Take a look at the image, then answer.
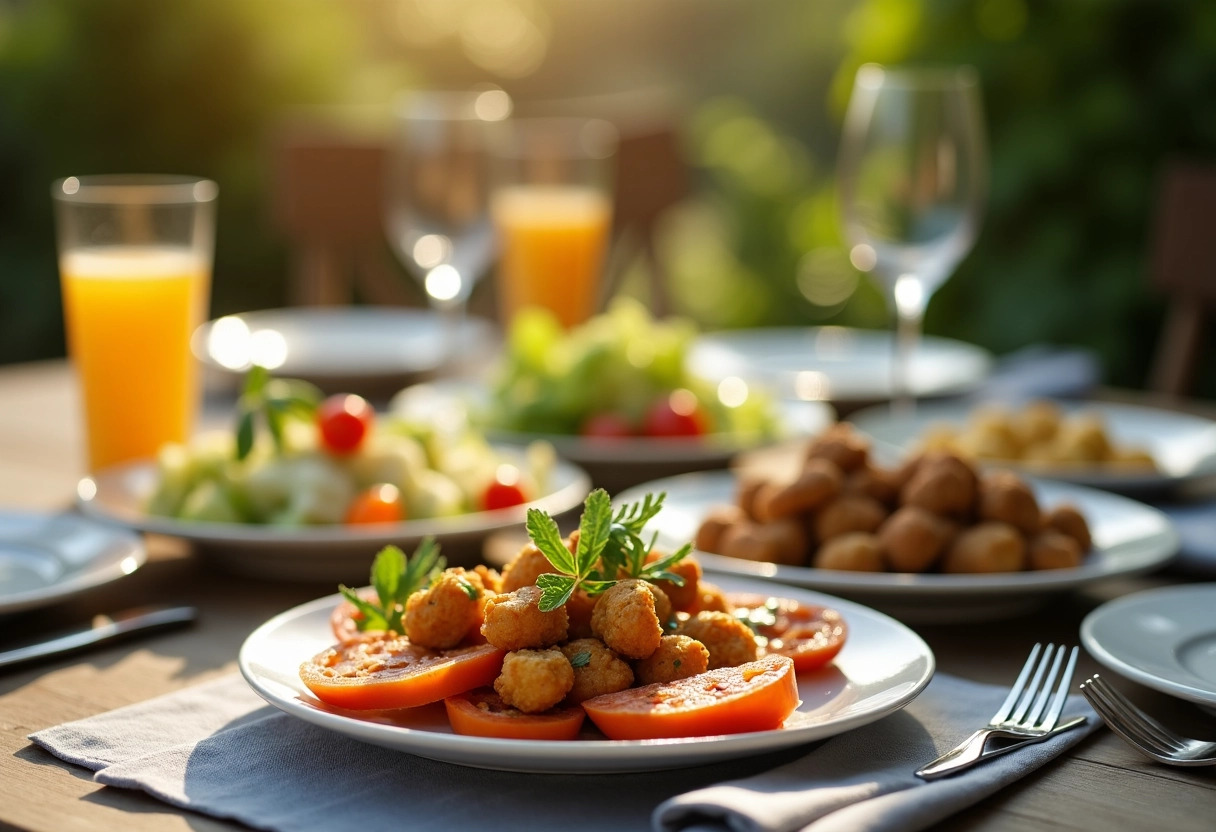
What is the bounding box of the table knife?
[0,605,197,671]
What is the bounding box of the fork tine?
[1009,643,1055,724]
[1088,675,1185,751]
[992,643,1043,723]
[1024,645,1067,727]
[1037,646,1079,731]
[1080,680,1170,761]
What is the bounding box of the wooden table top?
[1,359,1214,832]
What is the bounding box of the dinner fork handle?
[915,715,1088,780]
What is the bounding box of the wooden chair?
[1147,161,1216,396]
[270,128,413,307]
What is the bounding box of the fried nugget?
[814,531,885,572]
[560,638,634,704]
[813,495,888,542]
[1043,503,1092,551]
[717,517,808,566]
[494,648,573,713]
[977,470,1041,534]
[694,504,745,553]
[590,579,665,660]
[752,459,843,521]
[677,611,760,670]
[1027,529,1084,570]
[941,521,1026,573]
[806,424,870,472]
[878,506,952,572]
[404,568,487,649]
[480,585,568,650]
[633,634,710,685]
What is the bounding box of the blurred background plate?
[75,449,589,585]
[192,307,498,395]
[616,470,1178,624]
[688,327,992,410]
[392,380,836,493]
[0,510,145,615]
[849,399,1216,496]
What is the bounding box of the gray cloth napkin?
[29,671,1098,832]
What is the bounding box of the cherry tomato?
[580,412,635,440]
[728,593,848,673]
[480,464,528,511]
[317,394,374,454]
[642,389,709,438]
[444,689,586,740]
[581,654,798,740]
[345,484,406,525]
[300,635,505,710]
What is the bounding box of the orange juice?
[60,246,210,470]
[492,185,611,328]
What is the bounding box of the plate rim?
[688,325,994,401]
[237,575,935,773]
[0,509,146,615]
[193,306,498,378]
[1080,583,1216,707]
[615,469,1179,598]
[848,398,1216,491]
[74,451,591,549]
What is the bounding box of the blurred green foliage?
[0,0,364,362]
[660,0,1216,393]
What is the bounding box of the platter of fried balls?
[694,423,1093,575]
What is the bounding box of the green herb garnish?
[597,492,691,588]
[569,650,592,669]
[234,365,322,461]
[528,488,617,612]
[338,539,445,633]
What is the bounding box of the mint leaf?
[569,650,592,669]
[576,489,613,568]
[536,573,576,612]
[527,507,576,574]
[372,545,405,611]
[341,540,445,634]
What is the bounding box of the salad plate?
[75,451,590,584]
[391,380,835,493]
[849,399,1216,495]
[193,307,497,390]
[238,574,934,773]
[1081,584,1216,710]
[688,326,992,405]
[0,509,145,615]
[616,471,1179,623]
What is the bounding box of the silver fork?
[916,643,1086,780]
[1079,674,1216,767]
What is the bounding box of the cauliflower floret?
[677,611,760,669]
[560,638,633,704]
[494,648,574,713]
[404,568,486,649]
[480,585,568,650]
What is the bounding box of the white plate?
[616,471,1179,623]
[75,451,590,584]
[391,381,835,493]
[849,399,1216,494]
[0,510,145,615]
[193,307,497,385]
[1082,584,1216,709]
[238,574,934,773]
[688,326,992,404]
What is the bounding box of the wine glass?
[383,88,512,360]
[837,64,987,416]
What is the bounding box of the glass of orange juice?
[490,117,618,329]
[52,175,217,472]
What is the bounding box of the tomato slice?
[345,483,406,525]
[317,394,374,454]
[581,654,799,740]
[642,390,710,438]
[728,593,847,673]
[300,635,505,710]
[445,689,586,740]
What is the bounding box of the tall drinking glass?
[384,89,511,351]
[837,64,987,415]
[490,117,617,329]
[53,175,217,472]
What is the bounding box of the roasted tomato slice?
[300,634,504,710]
[580,654,799,740]
[444,689,586,740]
[728,593,847,673]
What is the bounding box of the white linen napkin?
[29,671,1097,832]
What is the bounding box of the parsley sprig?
[526,489,691,612]
[528,489,617,611]
[338,539,445,633]
[598,492,691,587]
[235,365,322,461]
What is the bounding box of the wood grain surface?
[1,361,1214,832]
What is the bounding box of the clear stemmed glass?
[837,64,987,415]
[383,88,512,360]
